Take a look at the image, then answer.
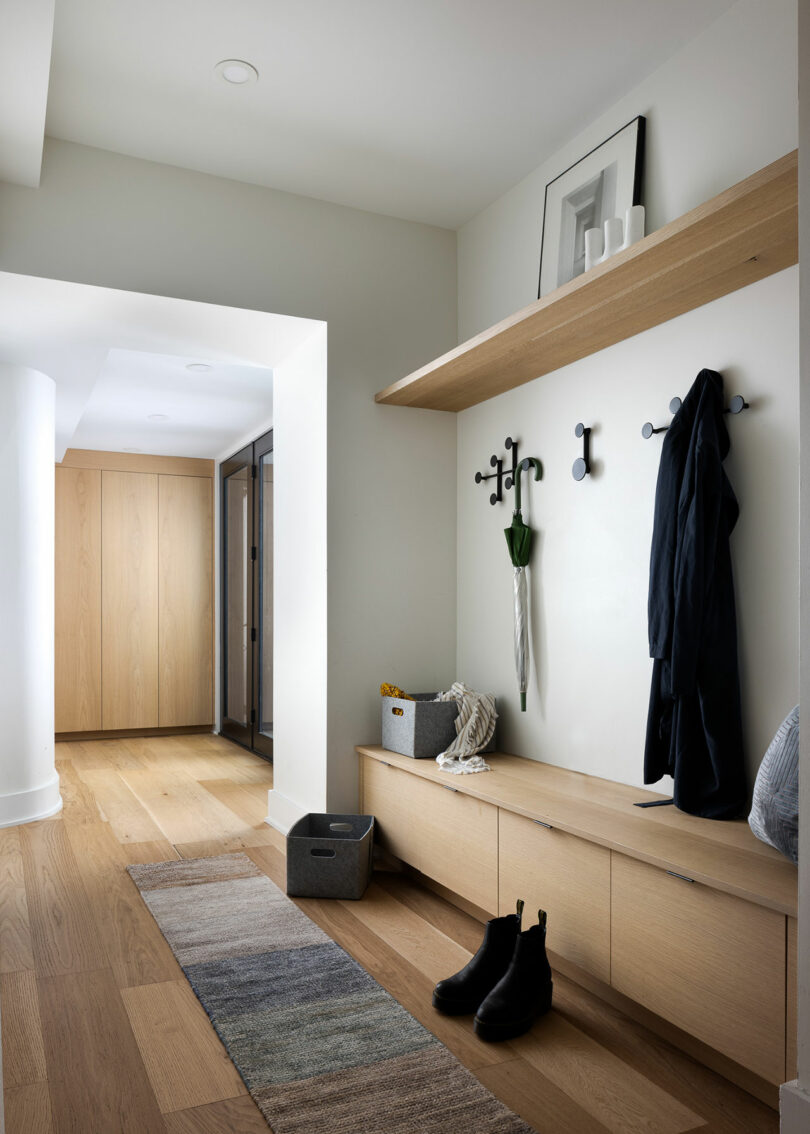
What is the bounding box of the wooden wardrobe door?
[101,471,159,730]
[55,467,102,732]
[158,475,213,726]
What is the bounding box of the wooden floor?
[0,735,777,1134]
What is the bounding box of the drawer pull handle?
[666,870,694,883]
[381,761,392,767]
[442,785,459,793]
[534,820,553,829]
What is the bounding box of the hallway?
[0,735,779,1132]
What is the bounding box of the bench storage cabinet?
[357,743,798,1105]
[498,809,610,983]
[611,853,786,1083]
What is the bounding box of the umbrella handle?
[513,457,542,513]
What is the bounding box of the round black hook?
[641,422,655,439]
[669,397,682,414]
[728,394,750,414]
[474,471,483,484]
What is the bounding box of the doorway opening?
[221,429,274,759]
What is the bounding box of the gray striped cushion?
[748,706,799,864]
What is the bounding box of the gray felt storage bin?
[382,692,496,759]
[286,813,374,900]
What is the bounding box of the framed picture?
[537,115,645,298]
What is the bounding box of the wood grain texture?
[118,764,274,849]
[55,466,102,732]
[357,747,798,916]
[101,471,159,730]
[499,809,611,982]
[163,1096,269,1134]
[76,769,167,844]
[3,1084,54,1133]
[376,150,798,410]
[361,757,498,912]
[0,827,35,973]
[158,475,213,727]
[0,970,48,1088]
[60,449,213,477]
[611,852,786,1083]
[121,980,246,1113]
[19,821,106,978]
[517,1014,701,1134]
[65,822,183,988]
[38,968,167,1134]
[787,915,797,1080]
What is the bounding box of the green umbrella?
[504,459,542,711]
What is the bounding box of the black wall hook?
[642,397,682,439]
[642,394,750,438]
[475,437,542,506]
[572,423,591,481]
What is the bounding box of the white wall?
[459,0,798,342]
[269,327,328,826]
[456,0,799,797]
[0,138,459,819]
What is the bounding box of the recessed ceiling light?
[147,413,169,422]
[214,59,259,85]
[185,362,212,373]
[123,447,142,453]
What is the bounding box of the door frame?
[219,431,274,758]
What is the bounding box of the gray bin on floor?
[286,813,374,900]
[382,692,496,758]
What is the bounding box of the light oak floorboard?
[118,764,273,847]
[163,1096,269,1134]
[0,970,48,1088]
[0,735,777,1133]
[0,827,35,973]
[19,821,107,977]
[38,968,167,1134]
[65,822,184,988]
[121,980,246,1113]
[76,769,167,843]
[3,1083,54,1134]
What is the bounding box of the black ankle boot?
[473,909,553,1041]
[432,900,523,1016]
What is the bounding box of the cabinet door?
[611,852,786,1083]
[361,758,425,869]
[499,809,610,981]
[101,471,159,730]
[55,467,102,732]
[416,777,498,914]
[158,475,213,726]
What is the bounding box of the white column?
[0,364,61,827]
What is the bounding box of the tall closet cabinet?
[55,450,214,735]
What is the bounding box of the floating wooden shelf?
[376,150,798,412]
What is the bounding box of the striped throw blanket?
[435,682,497,774]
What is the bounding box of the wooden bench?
[357,744,798,1106]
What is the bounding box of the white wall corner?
[265,788,308,835]
[780,1081,810,1131]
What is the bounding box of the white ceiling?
[43,0,737,228]
[0,271,321,459]
[69,349,276,459]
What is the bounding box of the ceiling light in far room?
[147,413,169,422]
[185,362,212,373]
[214,59,259,86]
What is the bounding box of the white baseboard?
[781,1081,810,1131]
[265,788,307,835]
[0,775,62,829]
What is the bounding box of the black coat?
[644,369,747,819]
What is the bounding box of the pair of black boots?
[432,900,553,1041]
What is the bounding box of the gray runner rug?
[127,852,533,1134]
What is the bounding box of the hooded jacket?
[644,368,747,819]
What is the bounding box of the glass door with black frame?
[221,445,254,749]
[219,431,273,759]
